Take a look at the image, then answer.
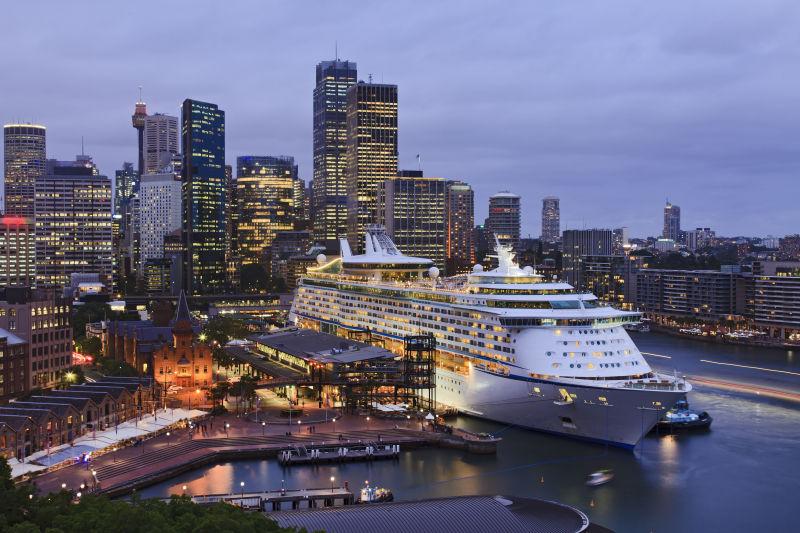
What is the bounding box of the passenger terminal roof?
[253,329,395,364]
[273,495,590,533]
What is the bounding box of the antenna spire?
[81,136,84,156]
[138,85,143,103]
[335,40,338,60]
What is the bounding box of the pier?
[163,486,356,511]
[278,442,401,465]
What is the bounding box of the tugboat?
[657,400,713,431]
[358,481,394,503]
[586,469,614,486]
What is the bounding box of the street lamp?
[330,476,335,493]
[76,492,82,499]
[166,431,171,446]
[182,484,188,495]
[240,481,245,500]
[261,421,266,436]
[61,483,67,490]
[225,423,230,437]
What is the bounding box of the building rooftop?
[272,495,591,533]
[253,329,395,364]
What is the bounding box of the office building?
[663,201,681,242]
[445,180,475,273]
[3,124,46,217]
[114,162,137,215]
[378,173,447,269]
[345,82,398,251]
[0,286,71,389]
[0,216,35,287]
[747,261,800,341]
[580,255,643,309]
[143,113,179,174]
[562,229,613,286]
[541,196,560,243]
[138,172,182,271]
[612,227,629,254]
[313,59,357,252]
[35,157,113,289]
[235,155,299,266]
[131,98,147,176]
[224,164,239,289]
[487,191,521,253]
[181,99,226,295]
[269,230,311,284]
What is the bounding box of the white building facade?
[138,173,182,271]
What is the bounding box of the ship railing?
[620,379,685,391]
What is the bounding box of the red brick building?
[153,292,212,390]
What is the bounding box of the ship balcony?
[619,373,690,392]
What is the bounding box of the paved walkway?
[31,411,429,496]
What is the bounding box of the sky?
[2,0,799,238]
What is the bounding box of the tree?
[74,336,102,357]
[202,316,250,346]
[0,458,293,532]
[96,357,138,377]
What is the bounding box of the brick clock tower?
[154,291,212,390]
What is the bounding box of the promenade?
[31,405,431,497]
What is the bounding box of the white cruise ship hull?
[436,366,685,448]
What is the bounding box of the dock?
[163,486,356,511]
[278,443,401,465]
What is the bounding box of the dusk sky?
[2,1,798,238]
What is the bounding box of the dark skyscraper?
[541,196,560,243]
[114,162,136,214]
[181,99,226,295]
[3,124,46,217]
[346,81,398,251]
[663,201,681,242]
[313,59,357,253]
[562,228,613,287]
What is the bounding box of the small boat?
[586,469,614,486]
[657,400,712,431]
[359,484,394,503]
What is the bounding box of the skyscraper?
[378,173,447,269]
[0,216,35,287]
[663,201,681,242]
[138,172,182,271]
[561,228,613,287]
[313,59,357,252]
[114,162,136,214]
[35,157,113,288]
[445,180,475,273]
[3,124,46,217]
[143,113,179,174]
[131,98,147,176]
[235,155,299,266]
[181,99,226,295]
[541,196,560,243]
[488,191,521,253]
[345,81,398,251]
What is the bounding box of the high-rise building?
[488,191,521,253]
[663,201,681,242]
[345,82,398,251]
[562,228,613,287]
[0,216,35,287]
[313,59,357,253]
[235,156,299,266]
[541,196,560,243]
[778,234,800,261]
[131,98,147,176]
[445,180,474,273]
[224,164,239,289]
[143,113,179,174]
[114,162,137,215]
[0,286,72,389]
[181,99,226,295]
[3,124,46,217]
[138,172,182,272]
[612,227,629,254]
[685,227,715,252]
[378,173,447,269]
[35,157,113,289]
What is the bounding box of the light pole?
[225,423,230,438]
[182,484,188,496]
[240,481,245,501]
[330,476,335,493]
[261,421,266,436]
[166,431,171,447]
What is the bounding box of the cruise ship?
[290,226,690,448]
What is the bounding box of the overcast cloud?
[2,0,798,237]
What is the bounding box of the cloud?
[1,0,798,237]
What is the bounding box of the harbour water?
[138,333,798,532]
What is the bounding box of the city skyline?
[2,1,800,237]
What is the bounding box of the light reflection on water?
[138,336,797,532]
